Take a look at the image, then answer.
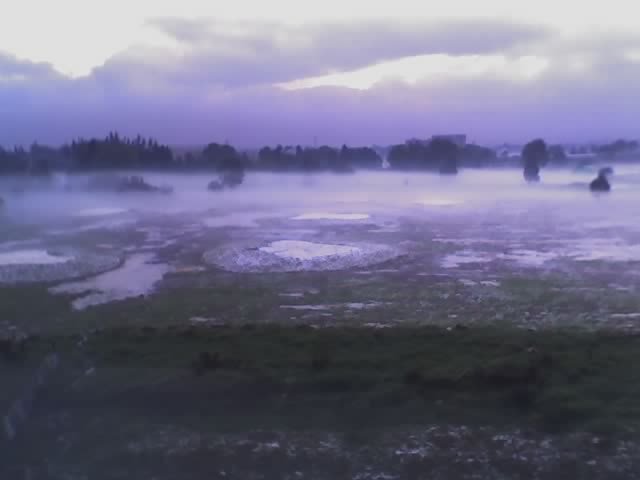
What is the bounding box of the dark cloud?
[93,17,551,88]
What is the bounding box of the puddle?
[363,322,393,329]
[50,253,169,310]
[48,218,136,235]
[443,238,640,271]
[189,316,225,325]
[281,302,384,311]
[344,302,384,310]
[497,250,560,267]
[0,239,41,250]
[441,252,492,268]
[172,266,206,274]
[266,228,318,237]
[292,213,370,221]
[0,249,121,284]
[0,249,72,266]
[203,239,400,273]
[281,305,331,311]
[260,241,361,260]
[459,279,501,287]
[416,197,463,207]
[74,208,128,217]
[571,239,640,262]
[140,239,177,250]
[203,213,264,228]
[434,238,508,246]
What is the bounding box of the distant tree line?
[66,132,174,170]
[0,144,68,175]
[387,139,499,173]
[1,131,639,177]
[521,138,640,182]
[0,133,385,175]
[0,133,173,174]
[256,145,381,172]
[595,139,639,158]
[563,140,639,159]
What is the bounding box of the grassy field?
[3,206,640,477]
[3,322,640,478]
[4,264,640,335]
[5,323,640,431]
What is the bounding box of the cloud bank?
[1,18,639,146]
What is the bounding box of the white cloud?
[282,54,551,90]
[81,17,545,90]
[0,0,637,76]
[1,0,640,146]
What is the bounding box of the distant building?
[496,147,521,159]
[431,134,467,148]
[566,151,597,160]
[405,138,430,146]
[406,134,467,148]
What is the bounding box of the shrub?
[192,351,220,376]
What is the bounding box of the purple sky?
[1,4,640,147]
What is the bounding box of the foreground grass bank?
[4,324,640,435]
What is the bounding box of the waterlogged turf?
[4,171,640,478]
[3,325,640,479]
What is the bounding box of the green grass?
[6,324,640,435]
[6,269,638,336]
[3,265,640,439]
[4,223,640,476]
[0,284,74,327]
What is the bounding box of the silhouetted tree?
[431,138,459,175]
[522,139,548,182]
[388,139,459,173]
[0,146,28,174]
[4,132,639,177]
[596,139,639,158]
[590,173,611,192]
[67,132,173,170]
[339,145,382,169]
[459,144,497,168]
[387,141,428,170]
[548,145,567,165]
[202,143,246,189]
[202,143,242,169]
[256,144,374,172]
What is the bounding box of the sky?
[1,0,639,147]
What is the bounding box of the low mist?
[1,167,639,228]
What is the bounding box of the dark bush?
[522,139,548,182]
[404,368,424,385]
[590,174,611,192]
[192,351,220,376]
[0,336,27,362]
[509,385,538,410]
[310,345,331,371]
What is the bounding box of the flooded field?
[2,168,640,325]
[3,168,640,478]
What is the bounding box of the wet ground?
[2,169,640,478]
[2,169,640,326]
